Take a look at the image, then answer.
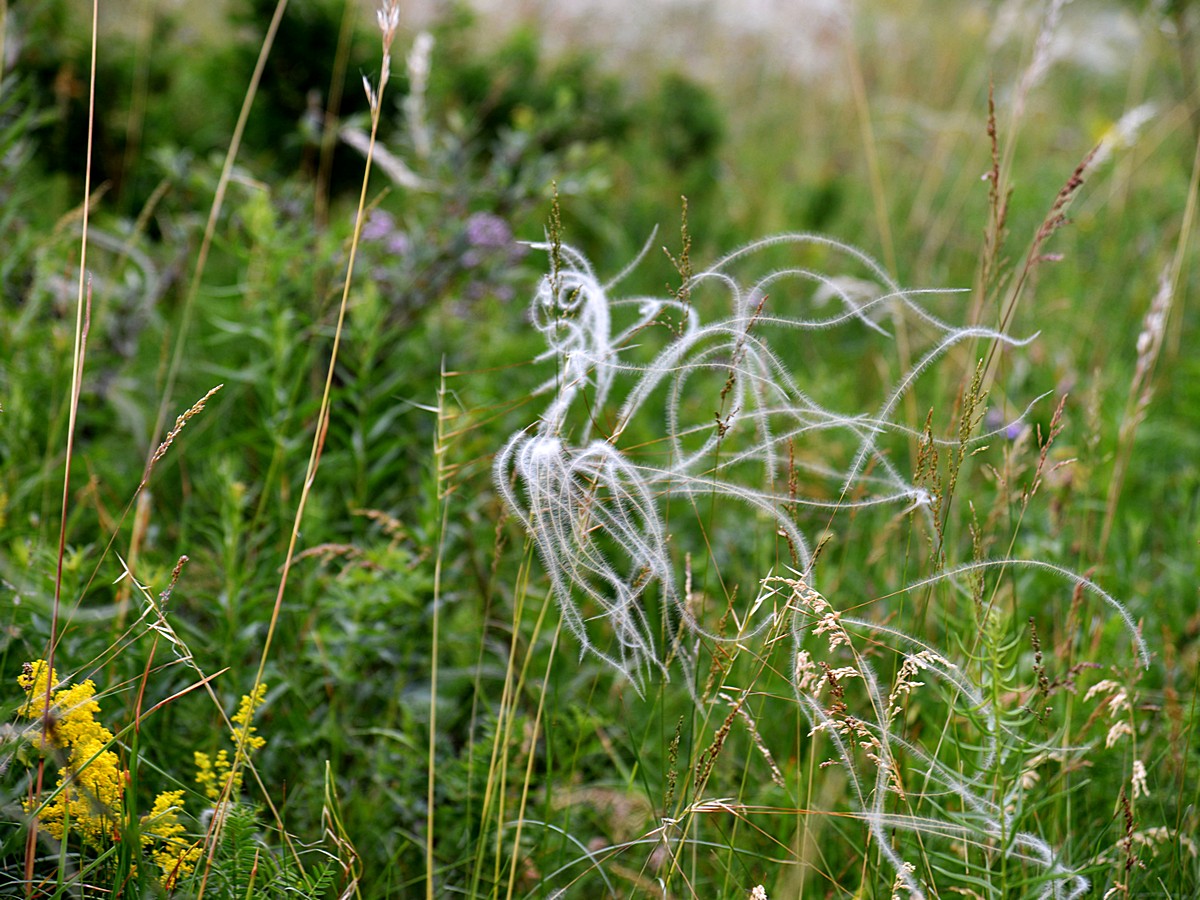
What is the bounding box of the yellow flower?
[194,685,268,804]
[15,661,204,891]
[143,790,202,889]
[18,660,125,848]
[194,750,217,802]
[195,748,233,801]
[17,659,58,719]
[231,683,268,754]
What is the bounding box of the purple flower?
[465,212,513,249]
[361,209,397,242]
[986,407,1026,441]
[359,209,410,258]
[386,232,411,256]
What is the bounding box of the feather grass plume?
[495,234,1073,686]
[496,232,1149,895]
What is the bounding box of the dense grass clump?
[1,0,1198,897]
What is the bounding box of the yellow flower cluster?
[18,660,124,847]
[193,746,229,803]
[194,683,268,803]
[141,790,203,889]
[17,660,201,889]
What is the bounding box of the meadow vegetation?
[1,0,1198,897]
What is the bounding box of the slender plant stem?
[842,24,896,277]
[504,622,562,900]
[426,362,451,900]
[246,41,382,757]
[144,0,291,468]
[1098,124,1200,558]
[121,0,156,187]
[199,3,392,895]
[315,0,358,228]
[468,542,535,898]
[26,0,98,890]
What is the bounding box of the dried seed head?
[376,0,400,44]
[1131,760,1148,800]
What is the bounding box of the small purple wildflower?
[465,212,513,249]
[359,209,410,257]
[386,232,411,256]
[986,408,1025,440]
[361,209,396,242]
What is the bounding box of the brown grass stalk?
[26,0,98,887]
[203,3,403,896]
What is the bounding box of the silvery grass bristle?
[497,232,1072,687]
[775,571,1144,900]
[495,233,1150,896]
